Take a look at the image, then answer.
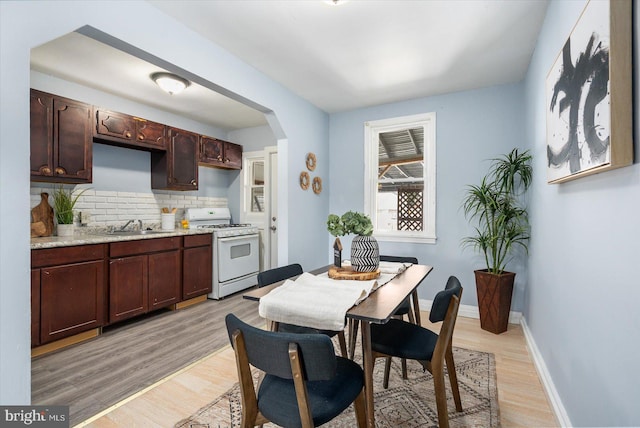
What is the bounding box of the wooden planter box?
[474,270,515,334]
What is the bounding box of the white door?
[265,147,278,269]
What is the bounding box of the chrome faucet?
[120,219,140,231]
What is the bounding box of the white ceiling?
[31,0,549,131]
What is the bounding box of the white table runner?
[258,262,411,331]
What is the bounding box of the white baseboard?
[418,298,522,324]
[419,299,570,426]
[520,317,572,427]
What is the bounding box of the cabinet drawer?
[32,244,106,268]
[110,237,181,257]
[184,233,212,248]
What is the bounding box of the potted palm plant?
[52,185,87,236]
[462,148,532,334]
[327,211,379,272]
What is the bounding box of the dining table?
[242,263,434,428]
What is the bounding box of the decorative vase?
[474,269,515,334]
[350,235,379,272]
[57,223,75,237]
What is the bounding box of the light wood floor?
[78,313,558,428]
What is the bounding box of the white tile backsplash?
[31,185,227,229]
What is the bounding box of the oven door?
[216,234,259,283]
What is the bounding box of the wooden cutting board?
[31,192,54,237]
[328,265,380,280]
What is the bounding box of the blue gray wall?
[328,83,527,309]
[523,1,640,426]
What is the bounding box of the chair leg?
[353,388,367,428]
[445,345,463,412]
[383,357,392,389]
[337,330,348,358]
[349,319,359,360]
[401,357,408,379]
[432,361,450,428]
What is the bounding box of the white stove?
[185,208,259,299]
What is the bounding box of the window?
[364,113,436,243]
[248,160,265,213]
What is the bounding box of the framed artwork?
[546,0,632,184]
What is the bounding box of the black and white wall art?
[546,0,632,184]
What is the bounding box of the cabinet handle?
[41,166,51,174]
[224,158,230,163]
[55,167,66,175]
[190,180,197,186]
[138,135,144,140]
[125,132,132,138]
[217,155,223,161]
[43,270,50,275]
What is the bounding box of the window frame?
[363,112,436,244]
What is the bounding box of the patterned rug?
[175,346,500,428]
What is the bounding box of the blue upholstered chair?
[225,313,366,428]
[257,264,349,358]
[370,276,464,428]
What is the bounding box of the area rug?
[175,346,499,428]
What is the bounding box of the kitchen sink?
[97,230,170,236]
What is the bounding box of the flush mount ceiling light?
[150,72,190,95]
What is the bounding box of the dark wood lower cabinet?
[32,244,106,346]
[183,234,213,300]
[32,235,212,349]
[148,250,181,310]
[109,255,148,323]
[108,237,182,324]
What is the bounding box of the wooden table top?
[243,264,433,324]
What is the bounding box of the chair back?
[225,313,336,381]
[257,263,303,287]
[379,255,418,264]
[429,276,462,323]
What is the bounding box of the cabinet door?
[30,90,53,178]
[40,260,105,344]
[200,136,225,165]
[135,118,166,149]
[148,250,181,310]
[109,255,148,323]
[183,244,212,300]
[31,269,41,347]
[95,109,136,142]
[152,127,198,190]
[224,142,243,169]
[53,96,92,183]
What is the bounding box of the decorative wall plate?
[312,176,322,194]
[306,152,317,171]
[299,171,310,190]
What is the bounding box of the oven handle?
[217,234,259,242]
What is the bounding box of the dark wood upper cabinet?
[30,89,92,183]
[94,108,166,150]
[199,136,242,170]
[151,127,199,191]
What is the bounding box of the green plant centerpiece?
[461,148,532,334]
[52,185,87,236]
[327,211,379,272]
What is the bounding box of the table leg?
[361,320,375,427]
[411,290,421,325]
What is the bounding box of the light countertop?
[31,228,212,250]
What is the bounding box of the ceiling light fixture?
[150,72,190,95]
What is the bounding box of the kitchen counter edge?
[31,229,212,250]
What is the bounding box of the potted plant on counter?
[461,148,532,334]
[52,185,87,237]
[327,211,379,272]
